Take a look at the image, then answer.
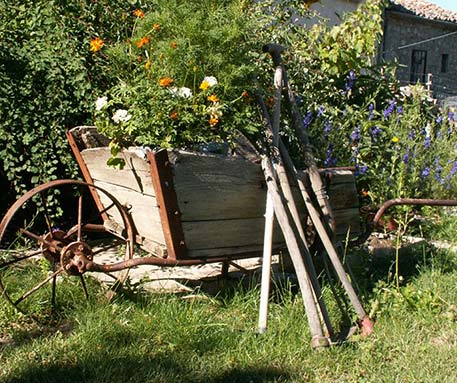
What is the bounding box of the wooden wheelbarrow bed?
[67,126,360,263]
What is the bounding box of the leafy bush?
[0,0,154,213]
[92,0,275,163]
[254,0,457,210]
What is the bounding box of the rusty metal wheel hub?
[60,241,93,275]
[40,230,66,263]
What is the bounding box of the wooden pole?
[279,140,374,336]
[262,156,329,348]
[258,192,274,334]
[257,63,283,334]
[257,94,334,337]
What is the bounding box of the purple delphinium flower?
[402,147,410,164]
[408,128,416,140]
[421,166,430,178]
[350,127,361,142]
[448,111,454,121]
[396,106,403,115]
[368,103,375,120]
[345,70,356,91]
[435,164,444,183]
[424,136,431,149]
[324,120,332,136]
[324,143,337,167]
[383,99,396,119]
[451,161,457,176]
[317,105,324,118]
[436,115,443,124]
[303,111,312,129]
[369,126,381,142]
[354,163,368,177]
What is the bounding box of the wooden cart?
[0,126,360,315]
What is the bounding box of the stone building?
[308,0,457,102]
[381,0,457,102]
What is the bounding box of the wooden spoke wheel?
[0,179,134,317]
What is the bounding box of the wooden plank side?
[327,183,359,210]
[182,217,284,253]
[332,208,361,237]
[171,151,267,221]
[92,180,166,245]
[81,147,155,195]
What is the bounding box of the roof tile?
[390,0,457,23]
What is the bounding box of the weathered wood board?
[170,151,267,221]
[70,126,362,259]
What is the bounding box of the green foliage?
[92,0,282,154]
[249,0,457,211]
[0,0,154,211]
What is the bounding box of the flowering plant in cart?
[90,3,261,168]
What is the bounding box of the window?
[441,54,449,73]
[410,49,427,83]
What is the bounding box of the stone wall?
[382,11,457,101]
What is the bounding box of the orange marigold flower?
[136,36,150,48]
[90,37,104,52]
[209,116,219,126]
[153,23,161,31]
[170,111,178,120]
[170,41,177,49]
[361,189,369,197]
[133,9,145,18]
[207,94,219,103]
[159,77,173,87]
[145,60,151,69]
[242,90,249,98]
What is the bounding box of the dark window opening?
[410,49,427,83]
[441,54,449,73]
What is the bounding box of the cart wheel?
[0,179,134,318]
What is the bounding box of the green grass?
[2,240,457,382]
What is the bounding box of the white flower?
[95,96,108,111]
[202,76,218,87]
[112,109,132,124]
[170,87,193,98]
[178,87,192,98]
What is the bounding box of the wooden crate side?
[332,208,361,237]
[325,169,361,239]
[171,151,267,221]
[81,148,155,195]
[182,217,284,254]
[91,180,165,246]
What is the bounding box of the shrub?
[0,0,154,213]
[92,0,272,165]
[254,0,457,210]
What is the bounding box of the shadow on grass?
[4,353,289,383]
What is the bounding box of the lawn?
[1,228,457,383]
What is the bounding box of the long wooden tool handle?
[257,59,283,334]
[262,156,329,348]
[279,139,374,336]
[257,93,334,337]
[258,192,274,334]
[264,43,335,233]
